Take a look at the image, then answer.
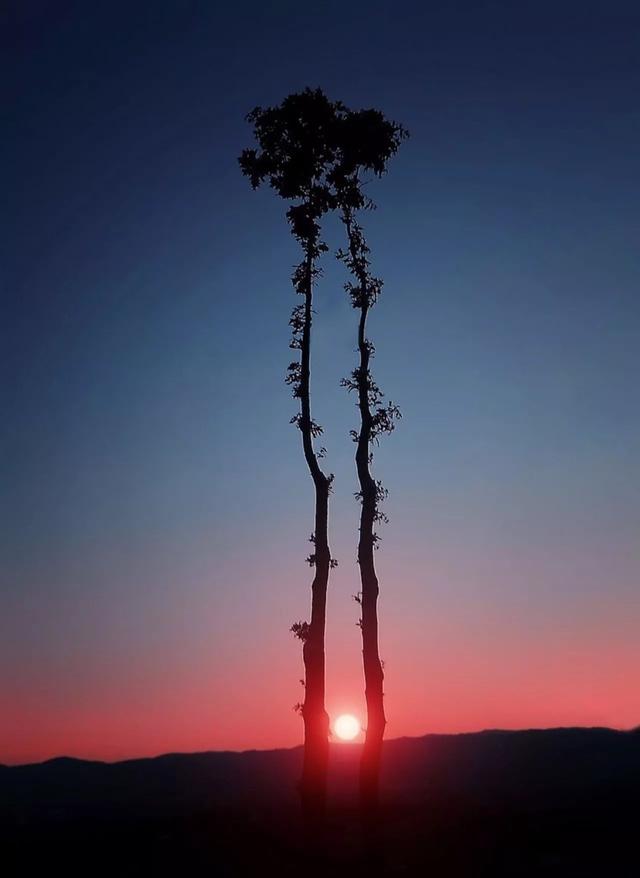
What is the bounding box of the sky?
[2,0,639,764]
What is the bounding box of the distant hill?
[2,727,638,821]
[2,728,638,875]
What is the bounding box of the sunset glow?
[334,714,361,741]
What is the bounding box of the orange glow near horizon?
[3,546,639,765]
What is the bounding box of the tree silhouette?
[239,89,342,830]
[334,109,407,827]
[240,91,407,846]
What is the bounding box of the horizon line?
[4,723,637,769]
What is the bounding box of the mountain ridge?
[4,724,632,770]
[3,726,638,875]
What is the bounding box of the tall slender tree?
[239,89,342,828]
[334,110,407,824]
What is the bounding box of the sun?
[334,714,361,741]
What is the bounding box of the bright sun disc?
[334,714,361,741]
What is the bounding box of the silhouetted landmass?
[2,727,638,875]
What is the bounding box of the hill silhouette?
[3,727,638,875]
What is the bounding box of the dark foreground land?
[2,727,638,876]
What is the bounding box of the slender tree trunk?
[355,301,386,821]
[340,208,391,842]
[298,246,331,832]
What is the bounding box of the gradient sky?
[2,1,639,764]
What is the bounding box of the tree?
[334,109,407,827]
[239,91,407,848]
[239,89,342,830]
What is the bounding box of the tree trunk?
[297,247,331,834]
[355,301,386,823]
[340,207,392,846]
